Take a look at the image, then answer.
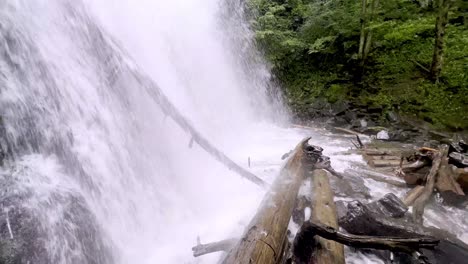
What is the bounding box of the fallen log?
[222,138,321,264]
[192,238,237,257]
[299,221,439,253]
[353,168,408,187]
[338,197,468,263]
[333,127,367,138]
[309,170,344,264]
[140,72,267,187]
[369,159,402,168]
[435,156,464,196]
[402,186,425,206]
[412,145,448,224]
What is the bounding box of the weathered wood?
[339,199,468,263]
[403,186,425,206]
[412,145,448,224]
[358,169,408,187]
[455,167,468,190]
[435,155,464,195]
[141,72,267,187]
[192,238,237,257]
[300,221,439,253]
[222,138,320,264]
[310,170,345,264]
[363,148,402,156]
[333,127,367,138]
[369,159,402,167]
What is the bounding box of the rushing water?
[0,1,466,264]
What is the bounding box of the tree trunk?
[403,185,425,206]
[358,0,368,63]
[222,138,321,264]
[299,221,439,253]
[310,170,345,264]
[412,145,448,224]
[430,0,452,82]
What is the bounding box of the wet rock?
[331,100,349,115]
[360,119,368,128]
[0,173,113,264]
[339,200,429,237]
[330,173,371,200]
[333,116,349,127]
[335,200,348,221]
[386,111,400,123]
[306,98,332,118]
[344,110,357,123]
[376,130,390,140]
[448,152,468,168]
[366,193,408,218]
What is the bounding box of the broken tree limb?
[412,145,448,224]
[403,186,425,207]
[222,138,321,264]
[139,73,267,187]
[333,127,367,138]
[310,170,344,264]
[355,169,408,187]
[299,221,439,253]
[192,238,238,257]
[435,155,464,195]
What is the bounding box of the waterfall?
[0,0,294,263]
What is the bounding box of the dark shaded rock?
[292,196,310,225]
[0,173,113,264]
[330,173,371,200]
[333,116,349,127]
[306,99,332,118]
[367,106,383,114]
[449,152,468,168]
[438,191,468,208]
[335,200,348,221]
[386,111,400,123]
[366,193,408,218]
[344,111,357,123]
[339,200,429,237]
[331,100,349,115]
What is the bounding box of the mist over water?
[0,0,297,263]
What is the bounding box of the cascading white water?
[0,0,298,263]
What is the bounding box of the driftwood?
[141,73,266,187]
[299,221,438,253]
[403,186,425,206]
[356,169,408,187]
[369,159,401,167]
[435,156,464,195]
[412,145,448,224]
[333,127,367,138]
[222,138,320,264]
[309,170,344,264]
[338,197,468,263]
[192,238,237,257]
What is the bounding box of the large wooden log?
[402,186,425,206]
[412,145,448,224]
[310,170,345,264]
[192,238,237,257]
[222,138,320,264]
[300,221,439,253]
[139,72,267,187]
[435,156,464,195]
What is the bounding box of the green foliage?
[249,0,468,130]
